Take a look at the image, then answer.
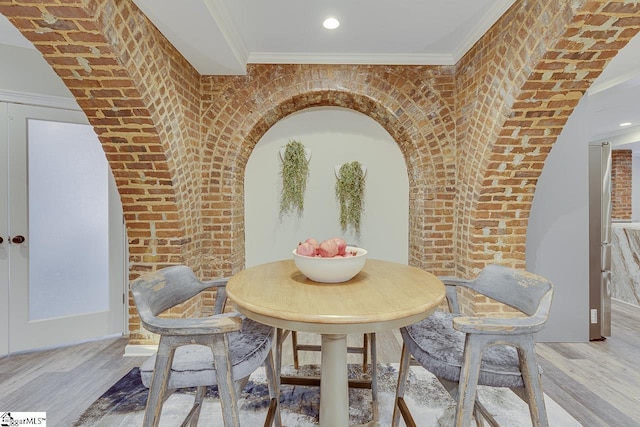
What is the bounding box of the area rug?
[73,364,582,426]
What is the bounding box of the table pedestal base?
[320,333,349,427]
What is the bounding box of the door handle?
[0,236,3,244]
[11,235,25,244]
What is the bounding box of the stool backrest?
[130,265,206,318]
[472,264,553,316]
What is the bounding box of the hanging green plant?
[279,139,309,218]
[335,161,366,235]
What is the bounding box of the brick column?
[612,150,632,220]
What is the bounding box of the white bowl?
[292,246,367,283]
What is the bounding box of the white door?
[1,102,125,354]
[0,103,9,356]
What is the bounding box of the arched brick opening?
[0,0,208,342]
[455,0,640,279]
[0,1,205,284]
[200,65,457,278]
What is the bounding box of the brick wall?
[200,65,457,278]
[1,0,639,342]
[612,150,633,220]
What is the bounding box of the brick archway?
[200,66,457,277]
[0,1,206,283]
[455,0,640,277]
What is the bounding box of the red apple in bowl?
[332,237,347,256]
[305,238,320,250]
[318,239,339,257]
[296,241,317,257]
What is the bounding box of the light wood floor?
[0,299,638,426]
[535,299,640,427]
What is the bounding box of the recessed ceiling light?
[620,122,632,127]
[323,17,340,30]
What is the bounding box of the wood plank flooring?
[536,299,640,427]
[0,337,147,426]
[0,299,638,426]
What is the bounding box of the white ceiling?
[131,0,516,74]
[2,1,640,149]
[587,33,640,151]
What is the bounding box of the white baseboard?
[124,344,157,357]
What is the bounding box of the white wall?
[0,44,72,99]
[526,95,590,342]
[245,107,409,267]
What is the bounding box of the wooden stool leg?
[188,386,207,427]
[455,336,483,427]
[362,333,369,373]
[291,331,300,370]
[263,347,282,427]
[518,340,549,427]
[211,336,241,427]
[143,341,175,427]
[368,333,378,422]
[392,342,413,427]
[275,328,287,378]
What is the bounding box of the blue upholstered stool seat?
[141,318,274,389]
[401,310,536,389]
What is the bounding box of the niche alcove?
[245,107,409,267]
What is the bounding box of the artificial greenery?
[279,139,309,218]
[335,161,366,234]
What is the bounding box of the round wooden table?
[226,258,445,427]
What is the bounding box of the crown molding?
[248,52,455,66]
[0,89,80,111]
[202,0,249,67]
[451,0,516,63]
[588,69,640,95]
